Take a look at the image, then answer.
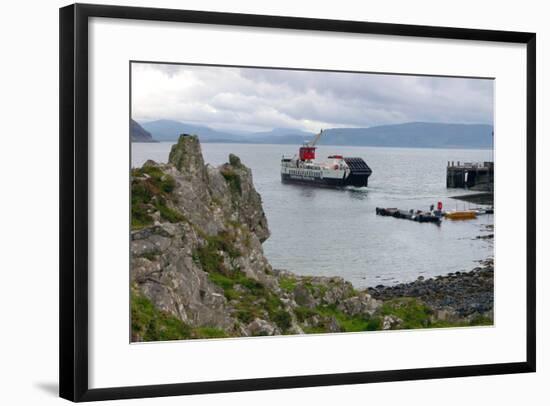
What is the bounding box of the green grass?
[137,165,177,193]
[272,309,292,331]
[316,305,371,332]
[196,236,291,332]
[299,277,329,298]
[207,272,236,291]
[294,298,467,334]
[192,327,229,339]
[131,290,192,342]
[131,181,154,229]
[365,317,382,331]
[194,231,242,274]
[132,289,234,341]
[376,297,493,330]
[131,166,183,230]
[226,282,287,331]
[154,198,185,223]
[302,326,328,334]
[294,304,371,333]
[379,298,434,329]
[468,314,493,326]
[424,313,493,329]
[278,276,297,293]
[294,306,318,323]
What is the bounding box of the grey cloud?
[131,63,493,132]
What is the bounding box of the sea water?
[132,142,493,288]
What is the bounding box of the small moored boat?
[376,207,442,224]
[444,211,477,220]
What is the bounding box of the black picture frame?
[59,3,536,402]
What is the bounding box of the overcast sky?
[131,63,494,133]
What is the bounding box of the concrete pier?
[446,161,494,191]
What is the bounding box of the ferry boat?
[280,130,372,188]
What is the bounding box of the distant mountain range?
[139,119,234,142]
[130,119,156,143]
[137,119,493,149]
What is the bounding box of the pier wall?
[446,161,494,191]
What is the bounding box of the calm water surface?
[132,142,493,288]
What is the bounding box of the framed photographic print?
[59,3,536,402]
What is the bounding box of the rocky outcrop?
[130,134,494,341]
[131,135,274,339]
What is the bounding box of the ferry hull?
[281,172,369,188]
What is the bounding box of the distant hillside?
[131,119,156,143]
[141,119,238,142]
[321,123,493,149]
[137,119,493,149]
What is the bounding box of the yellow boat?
[444,211,477,220]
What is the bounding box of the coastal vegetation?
[220,168,242,196]
[131,287,228,341]
[131,164,184,229]
[130,135,494,342]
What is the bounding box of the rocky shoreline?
[130,135,494,341]
[367,258,494,323]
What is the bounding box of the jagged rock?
[168,134,207,178]
[131,233,172,257]
[217,161,270,243]
[337,293,380,316]
[132,135,274,334]
[246,318,280,336]
[324,316,342,333]
[321,277,355,305]
[131,257,163,284]
[433,308,458,322]
[293,284,317,308]
[143,159,158,167]
[285,313,305,335]
[229,153,243,168]
[131,225,173,240]
[382,315,403,330]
